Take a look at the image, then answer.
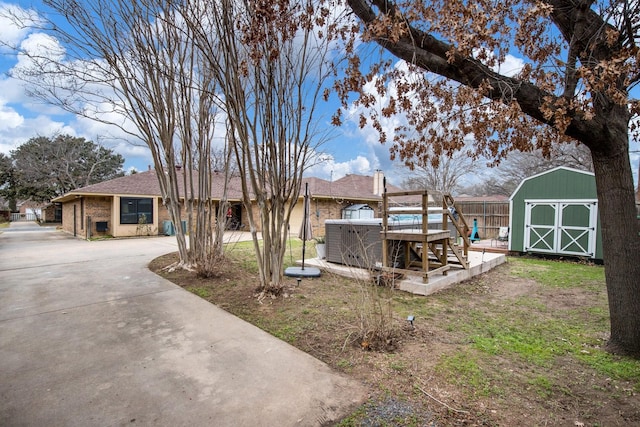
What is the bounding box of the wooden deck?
[381,190,471,283]
[383,229,450,242]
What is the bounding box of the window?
[120,198,153,224]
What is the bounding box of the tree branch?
[346,0,613,143]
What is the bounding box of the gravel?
[359,397,436,426]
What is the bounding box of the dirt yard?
[149,249,640,426]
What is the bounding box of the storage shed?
[509,166,603,260]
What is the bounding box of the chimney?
[373,170,384,196]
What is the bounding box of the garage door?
[524,200,598,258]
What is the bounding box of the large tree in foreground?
[12,135,124,201]
[343,0,640,356]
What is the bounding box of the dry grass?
[149,241,640,426]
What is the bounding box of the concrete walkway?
[0,222,365,426]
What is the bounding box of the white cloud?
[306,153,372,180]
[0,2,40,52]
[498,54,525,77]
[0,110,76,155]
[0,104,23,131]
[18,32,64,61]
[472,48,525,77]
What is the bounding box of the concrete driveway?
[0,222,365,426]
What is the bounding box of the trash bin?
[163,220,175,236]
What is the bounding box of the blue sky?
[0,0,413,184]
[1,0,638,189]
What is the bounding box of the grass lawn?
[150,241,640,426]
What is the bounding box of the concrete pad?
[0,222,366,426]
[301,249,506,296]
[396,250,506,295]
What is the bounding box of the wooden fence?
[455,201,510,240]
[456,202,639,240]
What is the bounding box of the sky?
[0,0,638,190]
[0,0,414,184]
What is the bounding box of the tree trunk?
[590,131,640,356]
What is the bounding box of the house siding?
[289,198,380,238]
[61,196,160,238]
[85,197,112,238]
[61,199,82,237]
[112,195,160,237]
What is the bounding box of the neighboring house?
[509,166,603,260]
[17,201,41,220]
[53,168,245,238]
[11,200,61,222]
[4,199,61,223]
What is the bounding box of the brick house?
[53,168,245,238]
[53,168,411,239]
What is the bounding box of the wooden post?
[421,191,428,282]
[381,179,388,270]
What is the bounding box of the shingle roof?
[53,169,246,202]
[53,169,424,205]
[302,174,420,205]
[302,174,380,200]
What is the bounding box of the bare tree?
[171,24,227,275]
[5,0,229,270]
[343,0,640,355]
[398,149,475,195]
[464,142,594,196]
[182,0,340,292]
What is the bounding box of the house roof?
[302,174,380,200]
[53,169,427,206]
[53,169,246,202]
[301,174,419,205]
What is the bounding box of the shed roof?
[509,166,596,201]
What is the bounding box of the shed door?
[524,200,598,258]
